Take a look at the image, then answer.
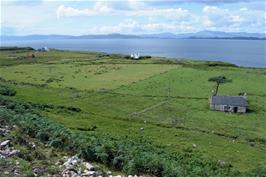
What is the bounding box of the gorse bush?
[0,97,265,177]
[0,86,16,96]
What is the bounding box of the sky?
[1,0,266,35]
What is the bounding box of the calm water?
[1,39,265,68]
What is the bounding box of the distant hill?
[1,33,140,40]
[140,31,265,39]
[1,31,265,40]
[176,30,266,39]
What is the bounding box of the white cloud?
[2,0,266,35]
[240,7,248,11]
[1,1,53,30]
[202,5,266,32]
[128,7,191,20]
[56,2,113,18]
[56,2,191,20]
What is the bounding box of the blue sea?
[1,38,265,68]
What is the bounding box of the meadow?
[0,48,265,176]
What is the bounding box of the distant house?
[130,53,140,60]
[209,95,248,113]
[37,46,49,52]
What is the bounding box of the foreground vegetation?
[0,47,265,176]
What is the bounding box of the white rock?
[30,142,36,148]
[218,160,226,166]
[192,143,197,148]
[0,140,10,148]
[0,128,10,135]
[84,171,95,175]
[84,162,94,171]
[8,149,20,157]
[0,154,5,159]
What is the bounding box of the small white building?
[130,53,140,60]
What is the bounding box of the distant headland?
[1,30,265,40]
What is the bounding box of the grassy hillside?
[0,48,265,176]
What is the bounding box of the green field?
[0,48,266,175]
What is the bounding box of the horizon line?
[2,30,266,37]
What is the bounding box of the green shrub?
[0,86,16,96]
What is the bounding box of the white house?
[130,53,140,59]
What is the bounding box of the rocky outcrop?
[59,155,146,177]
[0,123,146,177]
[0,129,20,159]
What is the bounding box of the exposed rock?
[0,127,10,136]
[0,140,11,149]
[33,167,46,176]
[0,154,5,159]
[63,155,80,169]
[61,155,101,177]
[84,170,95,175]
[84,162,94,171]
[29,142,36,149]
[8,149,20,157]
[15,160,20,165]
[192,143,197,148]
[0,147,20,158]
[218,160,226,166]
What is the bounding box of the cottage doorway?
[233,107,238,113]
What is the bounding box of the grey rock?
[8,150,20,157]
[83,171,95,175]
[192,143,197,148]
[0,140,11,149]
[218,160,226,166]
[84,162,94,171]
[0,128,10,136]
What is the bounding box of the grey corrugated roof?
[211,95,248,107]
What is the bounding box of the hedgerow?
[0,97,264,177]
